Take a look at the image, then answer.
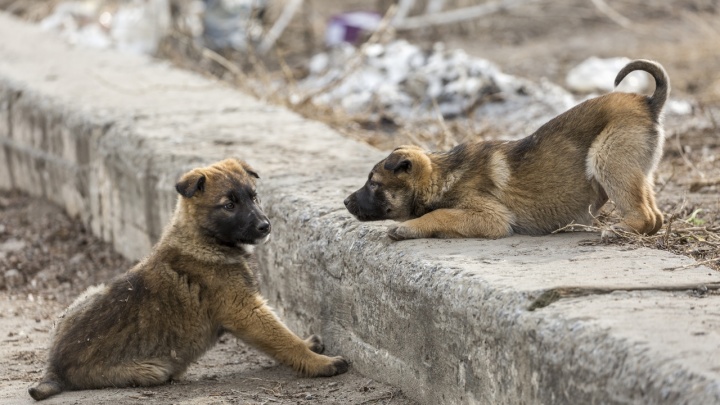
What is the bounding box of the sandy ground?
[0,192,415,405]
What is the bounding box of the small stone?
[327,382,338,387]
[5,269,24,288]
[305,394,315,400]
[0,239,26,253]
[69,253,86,265]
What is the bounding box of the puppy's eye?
[224,202,235,211]
[369,181,380,190]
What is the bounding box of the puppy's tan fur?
[344,60,668,240]
[29,158,348,401]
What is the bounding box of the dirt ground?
[0,191,415,404]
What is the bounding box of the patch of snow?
[566,56,650,94]
[299,40,576,138]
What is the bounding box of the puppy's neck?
[159,209,251,264]
[413,152,464,215]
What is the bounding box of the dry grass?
[554,204,720,272]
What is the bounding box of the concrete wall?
[2,13,720,404]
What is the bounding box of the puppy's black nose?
[257,220,271,234]
[343,197,350,207]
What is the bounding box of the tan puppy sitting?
[344,59,668,240]
[29,158,348,401]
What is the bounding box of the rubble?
[298,40,576,138]
[30,2,696,141]
[39,0,171,54]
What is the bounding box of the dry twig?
[258,0,303,54]
[689,177,720,192]
[590,0,632,29]
[663,257,720,271]
[169,31,259,98]
[358,390,397,404]
[394,0,540,31]
[293,4,399,106]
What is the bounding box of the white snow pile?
[39,0,172,55]
[37,0,266,54]
[566,56,693,116]
[297,40,577,138]
[566,56,650,94]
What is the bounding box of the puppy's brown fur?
[29,158,348,401]
[345,60,668,240]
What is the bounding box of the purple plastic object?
[325,11,381,46]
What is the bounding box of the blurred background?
[1,0,718,149]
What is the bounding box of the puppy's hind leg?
[644,177,664,234]
[64,360,175,391]
[114,361,175,387]
[603,176,662,237]
[596,171,662,237]
[588,126,663,237]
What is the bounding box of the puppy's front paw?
[315,356,350,377]
[387,224,418,241]
[330,356,350,376]
[304,335,325,354]
[301,354,350,377]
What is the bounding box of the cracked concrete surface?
[1,12,720,404]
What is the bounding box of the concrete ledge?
[2,13,720,404]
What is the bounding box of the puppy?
[345,59,668,240]
[29,158,348,401]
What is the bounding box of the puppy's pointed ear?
[238,160,260,179]
[383,155,412,173]
[175,170,206,198]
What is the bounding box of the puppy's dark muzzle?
[344,194,359,217]
[256,219,271,237]
[254,216,272,239]
[245,209,271,242]
[344,193,376,221]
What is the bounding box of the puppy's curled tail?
[614,59,670,120]
[28,372,64,401]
